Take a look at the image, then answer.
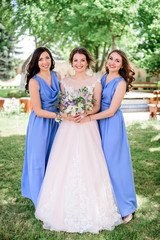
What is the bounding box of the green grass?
[0,88,30,98]
[0,88,18,98]
[0,115,160,240]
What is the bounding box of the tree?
[1,0,159,85]
[1,0,137,72]
[59,0,137,72]
[0,19,16,81]
[133,0,160,76]
[0,0,80,88]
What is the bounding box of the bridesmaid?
[21,47,60,208]
[78,49,137,223]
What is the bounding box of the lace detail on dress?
[61,78,100,94]
[35,134,123,233]
[64,145,93,233]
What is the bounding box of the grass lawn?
[0,114,160,240]
[0,88,30,98]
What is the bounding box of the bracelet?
[88,115,91,121]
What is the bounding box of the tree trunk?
[35,36,38,48]
[112,35,115,50]
[94,46,99,73]
[98,42,111,72]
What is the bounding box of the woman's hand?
[74,115,91,123]
[73,112,88,123]
[80,116,91,123]
[60,112,75,121]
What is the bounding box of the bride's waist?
[62,119,97,125]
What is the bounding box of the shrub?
[3,98,24,115]
[135,78,143,82]
[7,90,29,98]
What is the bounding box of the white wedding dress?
[35,78,123,233]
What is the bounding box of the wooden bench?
[19,98,32,113]
[148,90,160,119]
[132,82,158,92]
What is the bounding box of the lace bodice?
[61,78,100,95]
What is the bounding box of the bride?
[35,47,123,233]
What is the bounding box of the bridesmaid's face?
[107,52,123,73]
[38,51,51,71]
[72,53,88,73]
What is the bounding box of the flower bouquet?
[55,86,95,123]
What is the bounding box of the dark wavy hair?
[69,47,94,69]
[25,47,55,92]
[105,49,135,92]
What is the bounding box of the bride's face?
[72,53,88,73]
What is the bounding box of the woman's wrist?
[84,111,88,117]
[88,115,92,121]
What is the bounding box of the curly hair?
[105,49,135,92]
[25,47,55,92]
[69,47,94,69]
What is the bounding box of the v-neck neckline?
[36,71,53,89]
[104,74,122,87]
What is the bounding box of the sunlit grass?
[0,115,160,240]
[0,112,29,136]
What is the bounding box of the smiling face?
[107,52,123,74]
[38,51,51,71]
[72,53,88,73]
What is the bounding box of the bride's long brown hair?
[105,50,135,92]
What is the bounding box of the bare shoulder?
[29,78,39,90]
[118,79,127,88]
[91,75,101,87]
[55,71,61,81]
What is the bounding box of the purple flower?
[75,90,79,95]
[83,99,86,104]
[63,101,69,107]
[83,91,86,96]
[71,100,76,106]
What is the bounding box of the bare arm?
[56,72,61,81]
[80,80,126,123]
[87,82,102,115]
[91,80,126,120]
[29,78,57,118]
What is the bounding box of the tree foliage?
[0,0,159,78]
[0,19,16,81]
[62,0,137,71]
[133,0,160,75]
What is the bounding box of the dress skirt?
[35,119,123,233]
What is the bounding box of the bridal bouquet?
[55,86,95,123]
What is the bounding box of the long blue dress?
[98,74,137,217]
[21,71,60,208]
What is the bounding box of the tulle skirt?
[35,120,123,233]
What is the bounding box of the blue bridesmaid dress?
[98,74,137,217]
[21,71,60,208]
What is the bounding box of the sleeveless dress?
[21,71,60,208]
[35,79,123,234]
[98,74,137,217]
